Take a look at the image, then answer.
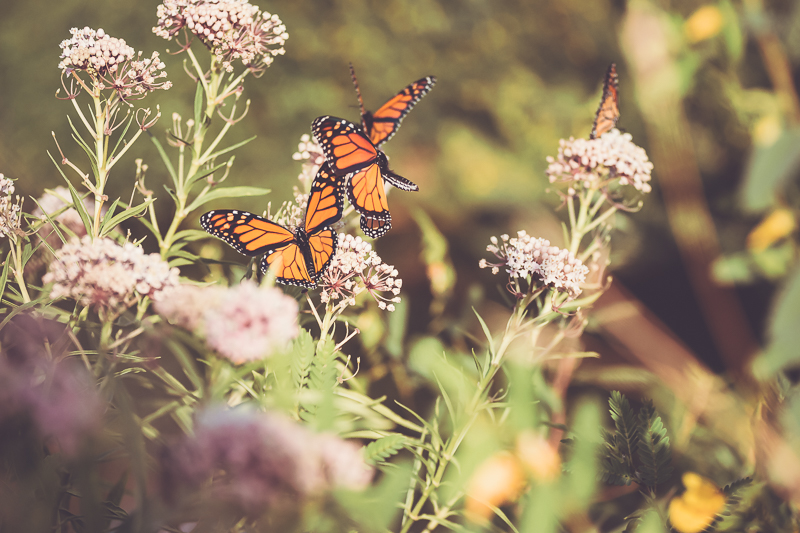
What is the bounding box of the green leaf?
[363,434,406,464]
[171,229,211,243]
[472,307,495,356]
[741,127,800,212]
[109,113,135,159]
[0,250,11,302]
[185,186,270,213]
[147,132,178,184]
[100,199,153,237]
[609,391,639,472]
[291,329,315,392]
[193,80,204,128]
[753,267,800,378]
[204,135,257,162]
[64,176,93,235]
[185,160,227,187]
[635,401,672,490]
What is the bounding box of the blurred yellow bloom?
[747,208,796,251]
[752,115,782,147]
[516,430,561,482]
[668,472,725,533]
[465,452,526,521]
[685,5,724,43]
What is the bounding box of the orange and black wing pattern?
[365,76,437,146]
[305,163,345,233]
[347,162,392,239]
[200,210,294,256]
[303,163,345,275]
[590,63,619,139]
[260,243,317,289]
[312,116,377,176]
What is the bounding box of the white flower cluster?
[153,283,224,333]
[59,27,134,74]
[480,231,589,298]
[546,129,653,193]
[292,134,326,189]
[272,187,308,229]
[58,27,171,98]
[154,0,288,72]
[201,281,299,364]
[319,234,402,311]
[0,174,21,240]
[43,236,180,311]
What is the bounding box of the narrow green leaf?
[185,160,227,187]
[0,250,11,301]
[100,199,153,237]
[64,177,93,235]
[147,132,178,183]
[185,186,270,213]
[193,81,204,128]
[98,197,121,236]
[171,229,210,243]
[109,113,135,158]
[204,135,257,161]
[472,307,495,356]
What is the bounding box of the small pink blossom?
[154,0,288,73]
[318,234,402,312]
[546,129,653,193]
[481,231,589,298]
[43,236,180,311]
[203,281,299,363]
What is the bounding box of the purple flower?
[0,316,103,456]
[160,407,373,514]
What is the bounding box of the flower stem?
[9,239,31,303]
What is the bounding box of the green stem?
[10,239,31,303]
[400,299,531,533]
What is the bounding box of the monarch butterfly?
[349,64,437,147]
[590,63,620,139]
[200,164,344,288]
[312,115,418,239]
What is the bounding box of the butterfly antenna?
[349,62,367,128]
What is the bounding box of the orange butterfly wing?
[306,228,338,278]
[590,63,620,139]
[200,210,294,256]
[305,163,345,233]
[366,76,437,146]
[312,116,377,175]
[261,243,316,288]
[347,162,392,238]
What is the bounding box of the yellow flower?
[668,472,726,533]
[685,5,724,43]
[747,208,796,251]
[465,452,526,522]
[516,430,561,482]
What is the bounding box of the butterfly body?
[201,164,344,288]
[590,63,620,139]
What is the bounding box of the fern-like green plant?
[364,434,407,465]
[600,392,672,494]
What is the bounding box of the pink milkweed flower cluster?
[0,174,22,240]
[58,27,171,99]
[546,129,653,193]
[43,236,180,311]
[480,231,589,299]
[153,0,288,73]
[318,233,402,312]
[157,281,299,364]
[160,407,373,514]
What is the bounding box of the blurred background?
[1,0,799,383]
